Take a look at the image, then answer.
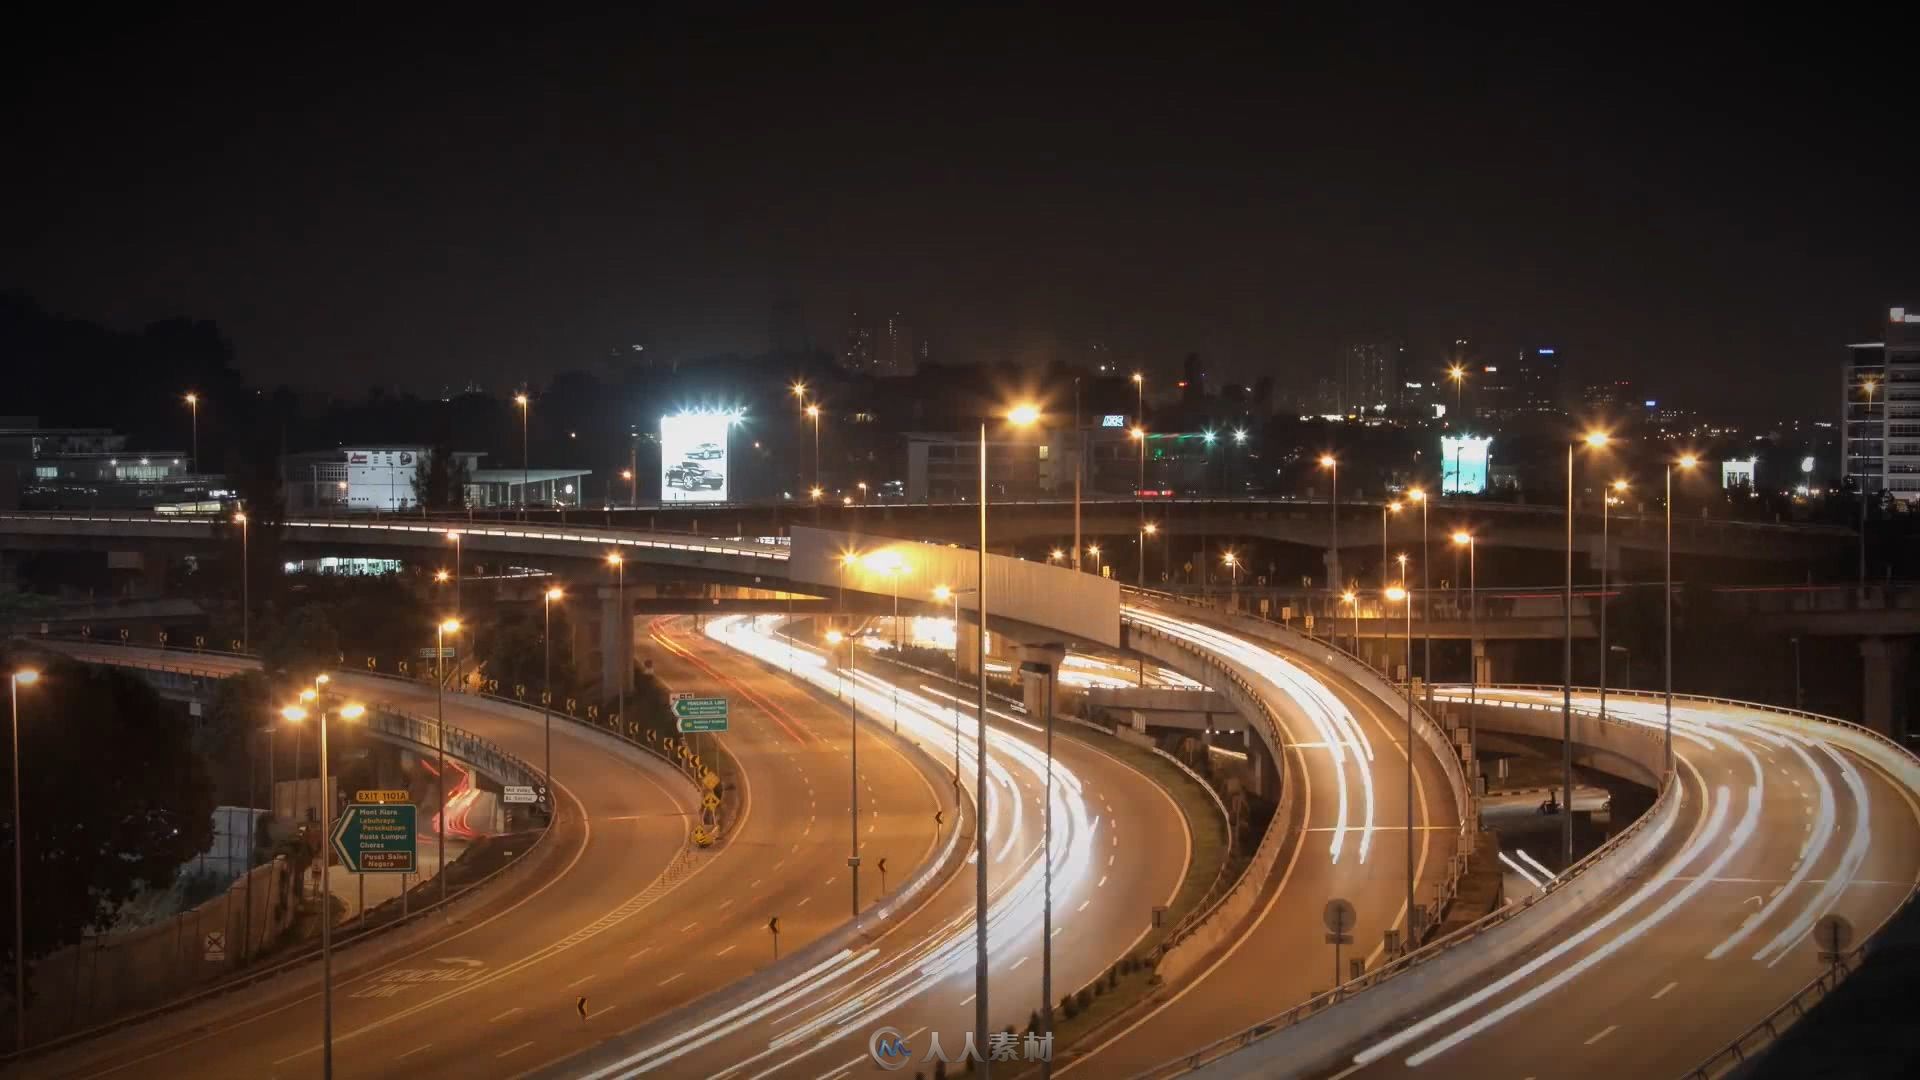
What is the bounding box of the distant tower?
[841,312,875,374]
[879,312,917,377]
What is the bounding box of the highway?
[22,629,942,1079]
[543,613,1192,1078]
[1065,601,1464,1077]
[1319,688,1920,1080]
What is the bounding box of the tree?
[0,649,216,1002]
[198,670,270,804]
[411,444,471,511]
[259,603,341,682]
[471,602,578,700]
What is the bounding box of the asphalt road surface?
[542,614,1192,1079]
[22,630,940,1080]
[1320,688,1920,1080]
[1066,602,1464,1077]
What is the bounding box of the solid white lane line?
[1584,1025,1618,1046]
[1651,981,1678,1000]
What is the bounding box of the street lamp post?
[1319,454,1340,605]
[608,554,625,727]
[1564,431,1609,865]
[1452,531,1477,812]
[1087,544,1101,578]
[1341,590,1358,655]
[10,668,40,1053]
[827,613,862,917]
[514,393,530,518]
[1385,582,1415,949]
[1859,378,1876,587]
[445,531,463,679]
[933,585,972,797]
[1600,479,1628,722]
[1409,489,1429,696]
[1381,501,1401,591]
[622,469,636,508]
[543,588,562,786]
[1130,425,1147,574]
[184,392,199,474]
[1019,657,1058,1070]
[235,511,249,651]
[1223,551,1240,610]
[436,620,457,904]
[1666,455,1698,776]
[806,404,822,495]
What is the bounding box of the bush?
[1076,988,1093,1011]
[1061,993,1079,1019]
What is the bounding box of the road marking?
[497,1041,534,1059]
[1098,875,1108,887]
[716,944,738,957]
[749,879,761,889]
[1078,900,1091,912]
[658,971,684,986]
[680,921,699,933]
[490,1007,524,1022]
[718,897,735,910]
[798,896,812,907]
[1585,1025,1618,1045]
[1652,981,1678,1000]
[566,974,594,988]
[824,876,836,886]
[628,947,653,961]
[399,1043,433,1060]
[1011,956,1029,970]
[961,993,975,1006]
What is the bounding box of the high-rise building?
[1843,306,1920,504]
[1516,347,1567,413]
[841,313,875,374]
[1341,340,1402,412]
[878,312,917,377]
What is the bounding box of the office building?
[1341,340,1402,412]
[878,312,918,377]
[841,313,876,374]
[1517,347,1568,413]
[1843,306,1920,504]
[905,429,1070,502]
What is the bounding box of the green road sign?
[672,693,729,733]
[330,804,418,874]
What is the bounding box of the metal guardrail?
[1682,954,1862,1079]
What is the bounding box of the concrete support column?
[1243,726,1279,800]
[596,585,633,707]
[956,619,982,681]
[1859,637,1912,739]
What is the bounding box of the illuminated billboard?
[1721,457,1756,490]
[1441,436,1492,495]
[660,411,735,503]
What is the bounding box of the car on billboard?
[687,442,723,460]
[666,463,724,491]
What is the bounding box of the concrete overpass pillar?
[1243,727,1279,801]
[598,585,634,709]
[1859,637,1912,739]
[956,619,981,681]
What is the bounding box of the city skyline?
[4,11,1914,411]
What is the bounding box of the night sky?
[6,9,1914,412]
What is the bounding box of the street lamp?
[809,485,823,502]
[621,468,636,507]
[933,584,974,800]
[865,551,906,732]
[1047,548,1065,564]
[1384,581,1415,948]
[834,550,865,916]
[1129,426,1147,558]
[857,481,868,504]
[607,553,627,729]
[968,399,1043,1064]
[805,404,822,494]
[1666,455,1699,776]
[10,668,39,1054]
[1599,479,1629,723]
[184,392,199,474]
[1141,521,1159,591]
[1318,454,1340,597]
[1446,365,1466,423]
[1451,530,1477,809]
[1562,430,1610,866]
[514,393,531,517]
[1341,589,1359,653]
[1087,544,1102,578]
[1381,500,1402,590]
[1859,378,1877,586]
[286,693,364,1080]
[1408,488,1429,698]
[234,511,249,651]
[436,619,459,904]
[543,587,563,785]
[1222,550,1240,610]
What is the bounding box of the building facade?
[1843,306,1920,504]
